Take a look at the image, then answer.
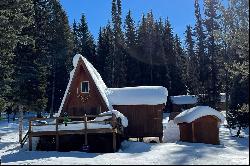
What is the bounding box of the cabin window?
[81,81,89,93]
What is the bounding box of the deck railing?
[27,113,123,151]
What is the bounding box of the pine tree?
[111,0,127,87]
[185,25,199,95]
[11,0,48,116]
[194,0,209,103]
[218,0,249,124]
[102,23,114,87]
[163,19,185,95]
[124,10,140,86]
[72,20,81,57]
[0,0,34,113]
[152,19,167,87]
[137,14,149,85]
[204,0,222,107]
[227,74,249,137]
[46,0,74,117]
[78,14,96,64]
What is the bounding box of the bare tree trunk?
[50,70,55,118]
[19,105,23,143]
[50,57,56,118]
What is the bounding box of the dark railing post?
[84,114,88,145]
[29,119,32,151]
[56,118,59,151]
[111,113,117,152]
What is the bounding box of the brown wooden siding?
[62,59,108,116]
[113,105,164,138]
[178,115,220,145]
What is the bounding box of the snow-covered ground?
[0,112,249,165]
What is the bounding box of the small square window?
[81,81,89,93]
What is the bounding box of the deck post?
[159,136,163,143]
[84,114,88,145]
[29,133,32,151]
[112,113,117,152]
[192,122,196,142]
[56,118,59,151]
[113,132,116,152]
[28,119,32,151]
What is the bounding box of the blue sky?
[60,0,202,43]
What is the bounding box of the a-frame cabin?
[57,54,168,141]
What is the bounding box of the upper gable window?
[81,81,89,93]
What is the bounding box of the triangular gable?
[55,54,113,117]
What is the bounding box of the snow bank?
[163,120,180,143]
[93,110,128,127]
[107,86,168,105]
[174,106,225,124]
[170,95,198,105]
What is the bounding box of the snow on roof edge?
[170,95,198,105]
[173,106,225,124]
[55,54,113,117]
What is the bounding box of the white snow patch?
[107,86,168,105]
[0,115,249,165]
[92,110,128,127]
[31,123,112,132]
[174,106,225,124]
[163,120,180,143]
[170,95,198,105]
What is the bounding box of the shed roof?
[170,95,198,105]
[107,86,168,105]
[173,106,225,124]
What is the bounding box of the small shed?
[174,106,225,145]
[108,86,168,139]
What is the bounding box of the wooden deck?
[27,114,124,152]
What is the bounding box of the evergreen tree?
[124,10,140,86]
[11,0,48,116]
[152,19,167,87]
[185,25,199,95]
[46,0,74,116]
[219,0,249,125]
[0,0,34,112]
[111,0,127,87]
[72,20,81,58]
[78,14,96,64]
[102,23,114,87]
[227,74,249,137]
[163,19,185,95]
[194,0,209,103]
[137,14,149,85]
[204,0,222,107]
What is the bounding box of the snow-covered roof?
[173,106,225,124]
[107,86,168,105]
[55,54,113,117]
[170,95,198,105]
